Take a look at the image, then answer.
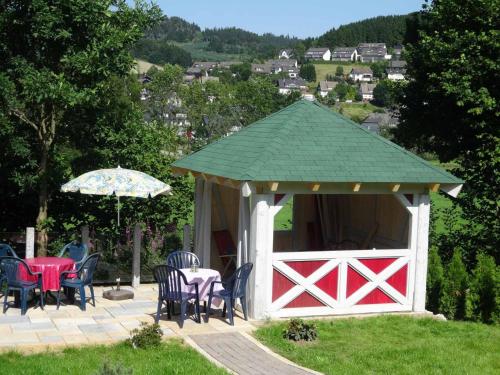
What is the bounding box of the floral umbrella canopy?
[61,166,172,226]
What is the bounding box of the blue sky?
[155,0,424,38]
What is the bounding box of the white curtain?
[237,187,251,267]
[316,195,342,248]
[194,177,212,267]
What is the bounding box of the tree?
[441,250,468,320]
[335,66,344,77]
[395,0,499,261]
[0,0,161,254]
[370,61,388,79]
[300,64,317,82]
[334,83,357,101]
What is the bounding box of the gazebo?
[172,99,463,319]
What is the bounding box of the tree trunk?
[36,145,49,256]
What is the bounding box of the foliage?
[282,318,317,342]
[128,322,163,349]
[370,61,388,79]
[372,79,406,107]
[0,341,229,375]
[427,246,445,313]
[132,39,192,67]
[0,0,161,254]
[299,64,317,82]
[440,250,469,320]
[335,66,344,77]
[317,15,411,48]
[94,362,132,375]
[256,316,500,375]
[145,16,201,42]
[467,253,499,324]
[395,0,499,260]
[334,83,357,101]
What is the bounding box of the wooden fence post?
[26,227,35,259]
[81,225,90,248]
[132,223,142,288]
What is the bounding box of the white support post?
[81,225,90,248]
[413,194,430,311]
[25,227,35,259]
[248,194,274,319]
[132,223,142,289]
[183,224,191,251]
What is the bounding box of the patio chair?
[212,230,237,278]
[56,253,100,311]
[206,262,253,326]
[58,241,88,267]
[153,265,201,327]
[166,251,200,269]
[0,256,44,315]
[0,243,19,258]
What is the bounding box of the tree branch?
[10,108,39,132]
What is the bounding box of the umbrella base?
[103,288,134,300]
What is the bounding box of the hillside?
[316,14,412,48]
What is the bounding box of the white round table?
[180,268,224,306]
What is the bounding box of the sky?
[155,0,425,39]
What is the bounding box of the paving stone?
[0,315,30,324]
[11,322,56,332]
[39,335,65,344]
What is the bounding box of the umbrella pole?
[117,195,120,227]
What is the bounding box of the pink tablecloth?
[20,257,75,292]
[180,268,224,306]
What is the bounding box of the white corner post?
[248,194,275,319]
[25,227,35,259]
[132,223,142,288]
[81,225,90,248]
[413,194,430,311]
[194,177,212,268]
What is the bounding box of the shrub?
[440,250,468,320]
[95,362,133,375]
[427,246,444,313]
[467,253,499,324]
[283,318,317,342]
[128,322,163,349]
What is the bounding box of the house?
[318,80,338,97]
[251,63,272,74]
[192,61,218,71]
[218,61,239,69]
[358,82,377,101]
[305,47,331,61]
[349,67,373,82]
[277,78,308,94]
[392,44,404,60]
[278,49,293,59]
[386,60,407,81]
[186,67,205,78]
[172,99,463,320]
[331,47,358,62]
[361,112,399,134]
[137,74,152,85]
[357,43,390,62]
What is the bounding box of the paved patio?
[0,284,255,352]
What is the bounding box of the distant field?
[133,59,162,74]
[313,62,369,83]
[334,102,380,123]
[173,41,246,62]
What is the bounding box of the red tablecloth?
[20,257,75,292]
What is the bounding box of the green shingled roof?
[173,99,463,184]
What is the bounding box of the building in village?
[349,67,373,82]
[331,47,358,62]
[357,43,391,62]
[305,47,331,61]
[277,78,308,94]
[386,60,407,81]
[318,81,338,97]
[358,82,377,101]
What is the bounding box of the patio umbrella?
[61,166,172,226]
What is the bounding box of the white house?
[172,99,463,320]
[305,47,331,61]
[278,49,293,59]
[331,47,358,62]
[349,67,373,82]
[357,43,390,62]
[359,82,377,101]
[386,60,407,81]
[278,78,308,95]
[318,81,338,97]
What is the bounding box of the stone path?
[189,332,318,375]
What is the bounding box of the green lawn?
[0,341,228,375]
[313,62,369,83]
[334,102,381,123]
[255,316,500,375]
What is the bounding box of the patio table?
[180,268,224,306]
[19,257,75,292]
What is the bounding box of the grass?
[173,41,246,62]
[0,340,228,375]
[133,59,161,74]
[334,102,381,122]
[313,62,369,83]
[274,198,293,230]
[255,316,500,375]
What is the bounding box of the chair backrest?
[77,253,100,285]
[212,230,236,257]
[0,256,30,284]
[228,263,253,299]
[0,244,18,258]
[153,264,187,302]
[166,251,200,269]
[59,241,88,263]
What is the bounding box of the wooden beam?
[309,183,321,192]
[390,183,401,192]
[256,184,264,194]
[352,183,362,192]
[191,171,200,178]
[429,183,440,193]
[171,167,188,177]
[268,182,279,192]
